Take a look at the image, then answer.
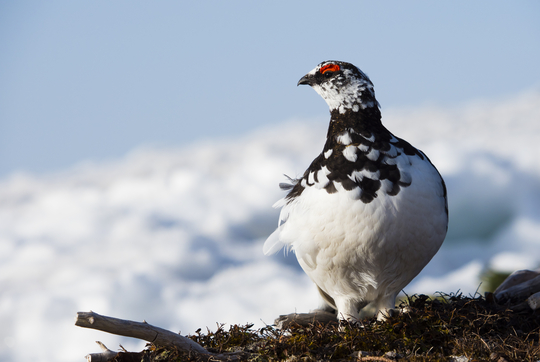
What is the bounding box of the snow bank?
[0,89,539,361]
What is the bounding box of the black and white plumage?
[264,61,448,322]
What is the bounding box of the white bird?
[264,61,448,322]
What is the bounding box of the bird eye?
[320,64,341,75]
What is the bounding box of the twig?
[85,341,118,362]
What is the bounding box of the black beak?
[297,73,314,86]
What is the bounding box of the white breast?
[265,153,447,304]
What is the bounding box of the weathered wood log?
[75,311,208,354]
[494,269,540,295]
[527,291,540,311]
[494,274,540,304]
[507,301,531,312]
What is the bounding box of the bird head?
[298,61,379,114]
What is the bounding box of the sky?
[1,1,539,177]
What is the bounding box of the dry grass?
[113,293,540,362]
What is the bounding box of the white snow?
[1,89,540,361]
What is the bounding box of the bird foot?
[376,305,411,322]
[337,318,366,331]
[274,309,338,329]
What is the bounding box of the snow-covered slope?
[1,89,539,361]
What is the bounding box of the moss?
[481,269,512,293]
[113,293,540,362]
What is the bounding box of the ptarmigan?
[264,61,448,322]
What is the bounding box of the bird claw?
[274,310,338,329]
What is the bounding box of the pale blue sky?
[1,1,539,176]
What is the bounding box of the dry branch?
[75,311,254,361]
[84,341,118,362]
[75,311,208,354]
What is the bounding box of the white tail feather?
[263,228,285,255]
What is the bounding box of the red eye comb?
[320,64,340,74]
